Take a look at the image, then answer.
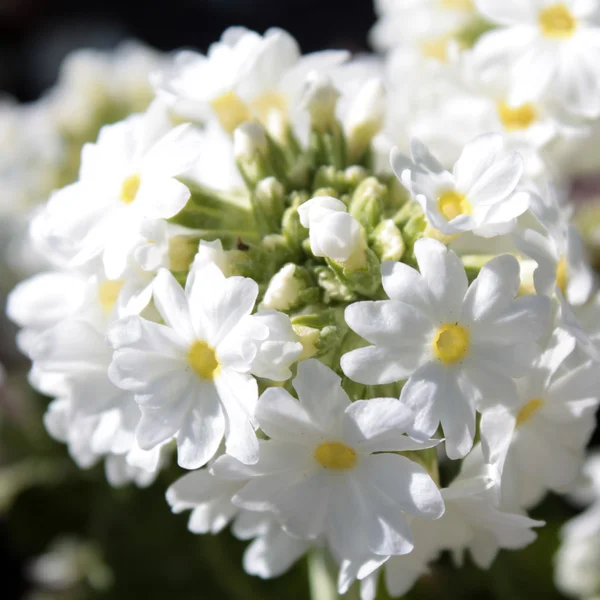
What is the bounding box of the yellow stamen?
[210,91,252,134]
[440,0,473,9]
[420,36,452,62]
[556,256,568,294]
[314,442,357,470]
[98,280,123,314]
[188,340,220,380]
[516,398,544,427]
[498,101,538,131]
[437,190,472,221]
[539,4,577,39]
[120,174,141,205]
[433,323,470,364]
[250,91,288,124]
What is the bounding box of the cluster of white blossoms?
[5,1,600,597]
[556,453,600,599]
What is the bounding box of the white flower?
[298,196,363,262]
[514,189,596,306]
[34,101,199,278]
[481,329,600,510]
[211,359,444,560]
[555,452,600,599]
[108,264,301,469]
[341,238,551,458]
[370,0,477,57]
[474,0,600,117]
[392,134,530,239]
[154,27,347,133]
[260,264,304,311]
[437,446,544,569]
[167,466,312,578]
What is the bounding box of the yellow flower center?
[210,91,252,134]
[556,256,568,293]
[539,4,577,39]
[120,174,141,204]
[98,280,124,314]
[440,0,473,9]
[516,398,544,427]
[314,442,357,470]
[498,101,538,131]
[420,35,452,62]
[433,323,470,364]
[188,340,220,380]
[250,91,288,124]
[437,191,472,221]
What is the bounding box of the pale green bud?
[349,177,386,231]
[328,245,382,298]
[260,264,312,312]
[301,73,340,133]
[314,266,356,303]
[370,219,405,262]
[346,78,386,162]
[234,122,275,188]
[291,308,348,359]
[252,177,286,235]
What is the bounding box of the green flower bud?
[349,177,386,232]
[370,219,405,262]
[252,177,286,235]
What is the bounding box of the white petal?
[153,269,194,342]
[341,345,423,385]
[292,359,351,431]
[460,255,520,323]
[414,239,467,319]
[176,382,226,469]
[255,387,322,444]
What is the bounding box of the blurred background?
[0,1,598,599]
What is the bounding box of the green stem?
[308,550,361,600]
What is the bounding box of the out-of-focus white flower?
[154,27,347,134]
[474,0,600,117]
[481,329,599,510]
[515,187,596,306]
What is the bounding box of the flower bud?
[252,176,286,235]
[298,196,363,263]
[300,72,340,133]
[371,219,405,262]
[346,78,386,161]
[234,121,268,161]
[348,176,386,232]
[261,264,309,312]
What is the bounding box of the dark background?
[0,0,376,102]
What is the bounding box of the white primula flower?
[555,453,600,599]
[34,101,199,278]
[298,196,363,262]
[167,465,312,578]
[474,0,600,117]
[514,189,596,306]
[211,359,444,560]
[481,330,600,510]
[154,27,347,134]
[342,238,551,458]
[108,264,302,469]
[437,446,544,568]
[391,134,530,238]
[370,0,478,58]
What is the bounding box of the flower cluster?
[6,3,600,598]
